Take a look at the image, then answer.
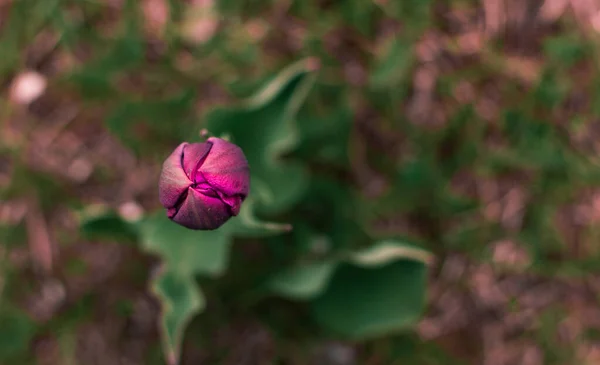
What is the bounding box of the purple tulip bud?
[158,137,250,230]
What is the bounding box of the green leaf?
[348,240,433,268]
[151,268,205,365]
[140,213,232,277]
[268,261,338,300]
[223,196,292,237]
[311,257,429,340]
[139,201,290,365]
[204,58,319,214]
[139,213,228,365]
[137,60,318,363]
[268,241,432,339]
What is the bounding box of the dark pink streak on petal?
[181,142,212,182]
[200,137,250,197]
[158,143,192,208]
[217,193,243,216]
[194,183,218,197]
[170,187,232,230]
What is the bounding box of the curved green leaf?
[139,213,232,277]
[268,261,338,300]
[223,196,292,237]
[268,241,432,339]
[138,205,291,365]
[138,213,231,365]
[347,241,433,268]
[311,258,428,340]
[151,267,205,365]
[204,58,319,214]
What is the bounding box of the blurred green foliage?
[2,0,600,364]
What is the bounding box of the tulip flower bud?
[158,137,250,230]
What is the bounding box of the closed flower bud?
[158,137,250,230]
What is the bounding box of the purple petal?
[159,143,192,208]
[169,187,232,230]
[199,137,250,197]
[218,193,243,216]
[181,142,212,181]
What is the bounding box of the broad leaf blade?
[267,260,338,300]
[311,242,432,339]
[151,268,205,365]
[138,206,291,365]
[204,58,318,214]
[311,259,428,340]
[139,213,232,277]
[138,213,231,365]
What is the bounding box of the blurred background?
[2,0,600,364]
